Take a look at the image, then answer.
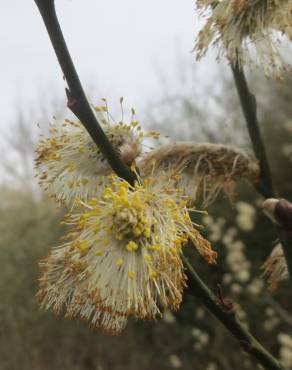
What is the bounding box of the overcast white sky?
[0,0,217,133]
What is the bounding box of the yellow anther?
[170,247,177,254]
[103,187,113,199]
[68,163,76,172]
[126,241,138,252]
[149,244,161,251]
[128,271,135,279]
[143,228,151,238]
[89,197,98,205]
[75,240,88,251]
[133,227,142,237]
[121,198,131,207]
[115,233,124,241]
[67,180,75,189]
[116,258,124,266]
[144,254,152,263]
[92,207,101,215]
[81,178,89,185]
[150,270,157,279]
[95,250,104,257]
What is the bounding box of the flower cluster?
[35,100,159,207]
[261,243,289,290]
[194,0,292,80]
[139,142,259,208]
[38,174,216,334]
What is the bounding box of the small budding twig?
[34,0,137,185]
[231,63,292,287]
[183,255,282,370]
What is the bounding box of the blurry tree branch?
[231,65,274,198]
[265,295,292,328]
[183,255,282,370]
[34,0,137,185]
[231,64,292,285]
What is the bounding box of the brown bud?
[274,199,292,232]
[262,198,292,231]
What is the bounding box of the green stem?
[183,255,282,370]
[34,0,137,185]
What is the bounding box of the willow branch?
[231,64,292,283]
[183,255,282,370]
[231,64,274,198]
[34,0,137,185]
[265,294,292,328]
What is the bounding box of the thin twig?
[34,0,137,185]
[183,255,282,370]
[265,294,292,328]
[231,64,292,284]
[231,64,274,198]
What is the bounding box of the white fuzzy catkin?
[194,0,292,80]
[262,243,289,290]
[138,142,259,208]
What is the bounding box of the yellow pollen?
[81,178,89,185]
[144,254,152,263]
[75,240,89,251]
[115,233,124,241]
[133,227,142,237]
[103,187,113,199]
[128,271,135,279]
[126,241,138,252]
[149,244,161,251]
[67,180,75,189]
[170,247,177,254]
[116,258,124,266]
[143,228,151,238]
[102,239,110,246]
[68,163,76,172]
[92,223,101,233]
[95,250,104,257]
[89,197,98,205]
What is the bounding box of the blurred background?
[1,1,292,370]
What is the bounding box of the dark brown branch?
[231,64,292,284]
[34,0,137,185]
[183,255,282,370]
